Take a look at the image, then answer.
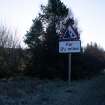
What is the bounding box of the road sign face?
[59,25,81,53]
[59,41,81,53]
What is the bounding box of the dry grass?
[0,74,105,105]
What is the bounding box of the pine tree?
[25,18,43,49]
[38,0,70,79]
[24,0,80,79]
[24,18,45,76]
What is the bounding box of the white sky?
[0,0,105,48]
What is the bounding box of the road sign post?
[59,18,81,84]
[59,41,81,84]
[68,53,71,84]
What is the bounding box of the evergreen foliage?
[24,0,105,80]
[25,18,43,49]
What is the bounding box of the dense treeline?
[24,0,105,80]
[0,25,26,78]
[24,43,105,80]
[72,43,105,80]
[0,0,105,80]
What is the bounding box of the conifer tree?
[25,18,43,49]
[25,0,80,79]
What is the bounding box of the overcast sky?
[0,0,105,48]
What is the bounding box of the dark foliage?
[24,0,105,80]
[72,43,105,80]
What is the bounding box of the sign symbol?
[60,25,79,41]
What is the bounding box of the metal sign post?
[59,15,81,84]
[68,53,71,84]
